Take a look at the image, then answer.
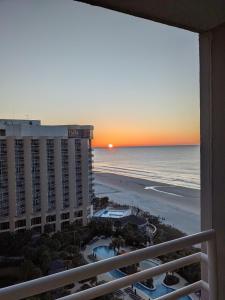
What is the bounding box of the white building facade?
[0,119,94,233]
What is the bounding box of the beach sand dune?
[94,172,200,235]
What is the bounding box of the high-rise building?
[0,119,94,233]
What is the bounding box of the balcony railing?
[0,229,216,300]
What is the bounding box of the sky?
[0,0,200,147]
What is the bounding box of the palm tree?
[145,277,154,289]
[111,236,125,253]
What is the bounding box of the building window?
[15,139,26,216]
[15,219,26,228]
[47,139,56,210]
[74,210,83,218]
[61,139,69,209]
[61,212,70,220]
[46,215,56,223]
[0,129,5,136]
[0,140,9,217]
[0,222,9,230]
[61,221,70,231]
[31,139,41,212]
[74,219,83,226]
[31,217,41,226]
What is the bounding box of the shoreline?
[94,169,200,191]
[94,172,200,235]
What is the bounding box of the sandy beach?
[94,172,200,235]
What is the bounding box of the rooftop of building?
[0,119,93,138]
[93,207,147,227]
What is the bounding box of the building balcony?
[0,229,216,300]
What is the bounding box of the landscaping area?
[0,197,200,300]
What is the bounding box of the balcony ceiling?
[75,0,225,32]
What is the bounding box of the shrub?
[163,273,179,285]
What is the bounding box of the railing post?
[207,237,218,300]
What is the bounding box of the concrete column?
[68,139,76,223]
[81,139,89,225]
[39,138,48,232]
[6,137,16,231]
[54,139,63,231]
[200,22,225,300]
[24,137,32,230]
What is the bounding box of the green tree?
[111,236,125,253]
[23,246,37,261]
[145,277,154,289]
[36,246,51,274]
[121,223,146,247]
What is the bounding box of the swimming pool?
[94,208,130,218]
[93,246,191,300]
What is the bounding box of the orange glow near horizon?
[39,118,200,148]
[92,127,200,148]
[89,101,200,148]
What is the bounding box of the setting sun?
[108,144,114,148]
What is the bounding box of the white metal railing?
[0,229,216,300]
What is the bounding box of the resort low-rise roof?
[119,215,147,227]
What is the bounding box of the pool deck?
[83,237,149,300]
[82,238,199,300]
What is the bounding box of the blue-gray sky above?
[0,0,199,146]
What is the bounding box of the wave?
[94,164,200,189]
[94,146,200,190]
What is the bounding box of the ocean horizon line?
[94,144,200,149]
[94,145,200,190]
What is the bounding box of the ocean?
[94,145,200,189]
